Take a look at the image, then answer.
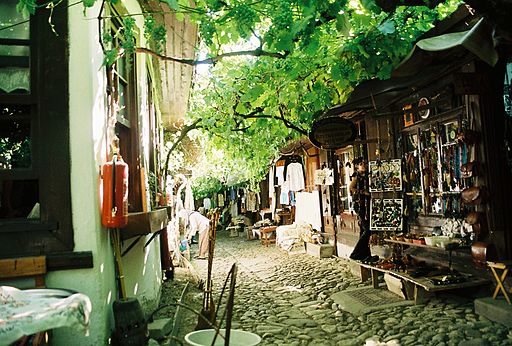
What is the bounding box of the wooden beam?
[46,251,93,270]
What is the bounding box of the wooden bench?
[352,260,490,304]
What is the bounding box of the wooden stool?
[260,226,277,247]
[488,261,512,304]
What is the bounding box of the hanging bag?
[457,129,480,145]
[461,161,479,179]
[461,186,486,205]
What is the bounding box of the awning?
[324,64,456,117]
[323,18,497,117]
[393,18,498,77]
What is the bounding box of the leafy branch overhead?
[13,0,466,195]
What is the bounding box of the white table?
[0,286,92,345]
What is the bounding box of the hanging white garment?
[203,197,211,210]
[176,183,185,211]
[275,166,285,186]
[286,162,305,192]
[268,166,274,190]
[295,191,321,231]
[185,182,194,210]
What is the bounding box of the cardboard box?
[306,242,334,258]
[384,273,406,299]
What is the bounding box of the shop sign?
[309,117,356,150]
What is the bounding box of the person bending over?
[179,208,210,260]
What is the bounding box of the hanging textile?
[185,182,195,211]
[280,181,290,205]
[268,166,275,198]
[176,183,185,211]
[218,193,225,207]
[247,191,258,211]
[295,191,321,231]
[289,191,296,206]
[230,200,238,218]
[286,162,305,192]
[275,166,285,186]
[203,197,211,210]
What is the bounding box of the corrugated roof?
[143,1,198,130]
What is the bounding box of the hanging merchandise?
[176,182,185,211]
[203,197,211,210]
[280,181,290,205]
[185,182,194,211]
[246,191,257,211]
[286,162,305,192]
[218,193,225,207]
[275,165,285,186]
[102,154,128,228]
[369,159,402,192]
[370,199,403,231]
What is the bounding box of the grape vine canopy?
[14,0,464,197]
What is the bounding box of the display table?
[0,286,92,345]
[351,260,490,304]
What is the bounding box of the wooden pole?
[111,228,127,299]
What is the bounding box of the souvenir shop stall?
[311,7,512,302]
[262,138,337,255]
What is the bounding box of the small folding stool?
[487,261,512,304]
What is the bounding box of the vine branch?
[136,47,288,65]
[162,118,203,176]
[232,104,308,136]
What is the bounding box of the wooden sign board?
[309,117,356,150]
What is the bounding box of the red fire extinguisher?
[102,154,129,228]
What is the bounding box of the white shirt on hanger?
[286,162,305,192]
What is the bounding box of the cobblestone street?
[161,231,512,346]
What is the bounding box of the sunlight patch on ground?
[274,285,303,293]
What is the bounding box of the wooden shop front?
[312,9,512,301]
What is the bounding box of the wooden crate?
[384,273,406,299]
[306,242,334,258]
[227,226,241,237]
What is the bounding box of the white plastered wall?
[45,1,162,344]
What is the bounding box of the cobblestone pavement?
[160,231,512,346]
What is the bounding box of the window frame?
[107,6,143,213]
[0,5,73,256]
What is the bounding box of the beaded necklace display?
[454,144,460,186]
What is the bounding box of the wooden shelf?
[384,239,469,251]
[121,209,169,241]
